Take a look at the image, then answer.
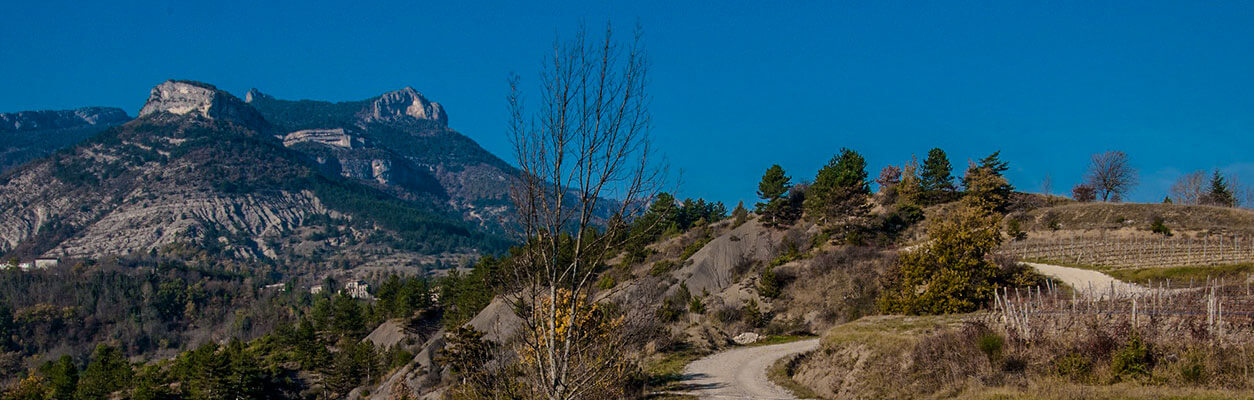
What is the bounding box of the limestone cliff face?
[138,80,267,128]
[0,80,495,263]
[247,87,522,232]
[360,87,448,126]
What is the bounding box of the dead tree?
[1084,150,1137,202]
[506,24,662,400]
[1169,170,1207,205]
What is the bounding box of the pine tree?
[731,201,749,226]
[1206,170,1236,207]
[0,303,13,351]
[38,355,78,400]
[963,151,1014,213]
[920,148,957,205]
[755,165,793,226]
[803,148,870,225]
[757,266,781,298]
[896,157,923,206]
[75,345,132,400]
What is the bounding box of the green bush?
[596,275,617,290]
[1111,335,1154,380]
[977,332,1004,365]
[757,266,781,299]
[1180,352,1205,383]
[1006,219,1028,241]
[743,299,766,328]
[688,296,705,314]
[1055,352,1092,381]
[1150,216,1172,236]
[650,260,678,277]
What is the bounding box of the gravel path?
[678,338,820,399]
[1024,262,1146,297]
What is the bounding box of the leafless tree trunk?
[1084,151,1137,202]
[1227,173,1248,208]
[1170,170,1207,205]
[506,23,662,400]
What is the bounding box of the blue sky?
[2,1,1252,206]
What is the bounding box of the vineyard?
[1000,233,1254,269]
[989,278,1254,343]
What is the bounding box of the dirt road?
[1023,262,1145,297]
[678,338,820,399]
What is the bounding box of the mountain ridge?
[0,107,131,173]
[0,80,505,269]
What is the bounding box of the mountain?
[0,107,131,173]
[246,87,519,231]
[0,80,505,269]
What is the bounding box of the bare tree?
[1040,174,1052,197]
[1227,173,1248,208]
[506,24,662,400]
[1169,170,1207,205]
[1084,151,1137,202]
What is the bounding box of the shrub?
[1055,353,1091,381]
[879,204,1001,314]
[1111,335,1154,380]
[656,298,683,323]
[1150,216,1172,236]
[1179,351,1205,383]
[596,275,617,290]
[1006,219,1028,241]
[1042,211,1061,231]
[649,260,678,277]
[1001,356,1026,373]
[977,332,1004,365]
[714,305,742,324]
[680,237,712,261]
[688,296,705,314]
[757,266,781,299]
[743,299,766,328]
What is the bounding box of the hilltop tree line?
[752,147,1034,314]
[1060,150,1247,208]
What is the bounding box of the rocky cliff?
[0,80,503,267]
[138,80,268,128]
[247,87,520,231]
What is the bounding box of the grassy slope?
[792,314,1254,400]
[1020,202,1254,235]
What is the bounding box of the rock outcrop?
[360,87,448,126]
[247,87,523,232]
[138,80,267,128]
[282,128,357,149]
[0,80,497,264]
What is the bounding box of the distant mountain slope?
[246,87,519,231]
[0,80,506,268]
[0,107,131,173]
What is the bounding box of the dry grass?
[768,353,822,399]
[1018,202,1254,235]
[773,246,895,331]
[790,309,1254,400]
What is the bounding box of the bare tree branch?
[1084,151,1137,202]
[506,22,663,400]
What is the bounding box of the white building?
[343,281,371,300]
